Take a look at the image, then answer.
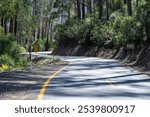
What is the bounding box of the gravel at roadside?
[0,60,68,100]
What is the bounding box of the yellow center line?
[37,65,68,100]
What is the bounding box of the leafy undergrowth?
[0,26,27,72]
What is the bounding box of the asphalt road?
[38,56,150,100]
[0,54,150,100]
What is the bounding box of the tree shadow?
[43,57,150,99]
[0,65,65,98]
[0,57,150,100]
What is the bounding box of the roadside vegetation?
[55,0,150,48]
[0,0,59,72]
[0,0,150,72]
[0,27,27,71]
[53,0,150,72]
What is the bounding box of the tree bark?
[1,17,4,27]
[9,19,14,33]
[14,17,18,35]
[135,0,138,8]
[68,9,71,19]
[106,0,109,20]
[98,0,103,19]
[50,21,53,42]
[4,18,7,34]
[88,0,92,13]
[127,0,132,16]
[82,0,85,19]
[110,0,114,8]
[124,0,127,4]
[77,0,81,19]
[37,28,40,39]
[45,20,50,51]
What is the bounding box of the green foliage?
[0,54,15,67]
[54,17,96,46]
[0,27,27,71]
[55,9,146,47]
[54,18,80,46]
[0,0,18,18]
[121,17,143,44]
[112,14,144,45]
[16,58,28,67]
[0,26,4,35]
[38,38,56,51]
[11,44,26,61]
[0,64,9,72]
[137,0,150,42]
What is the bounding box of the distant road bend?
[37,55,150,100]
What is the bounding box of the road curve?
[39,56,150,100]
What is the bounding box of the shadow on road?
[43,58,150,99]
[0,64,64,99]
[0,57,150,99]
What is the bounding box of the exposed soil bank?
[53,45,150,75]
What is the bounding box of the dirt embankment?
[53,45,150,75]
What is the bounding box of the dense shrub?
[54,18,95,46]
[16,57,28,67]
[0,54,15,67]
[112,14,144,45]
[0,26,27,71]
[54,2,148,49]
[0,64,9,72]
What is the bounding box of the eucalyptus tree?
[88,0,92,13]
[77,0,81,19]
[82,0,85,19]
[98,0,103,19]
[135,0,138,8]
[0,0,18,34]
[127,0,132,16]
[106,0,109,20]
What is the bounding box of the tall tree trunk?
[73,0,77,16]
[135,0,138,8]
[39,19,43,39]
[88,0,92,13]
[45,34,49,51]
[45,20,50,51]
[37,28,40,39]
[28,40,32,61]
[14,2,19,36]
[32,0,38,41]
[68,9,71,19]
[98,0,103,19]
[145,11,150,43]
[42,27,44,39]
[9,19,14,33]
[110,0,114,8]
[106,0,109,20]
[4,18,7,34]
[14,17,18,35]
[127,0,132,16]
[77,0,81,19]
[124,0,127,4]
[50,21,53,42]
[60,12,64,24]
[82,0,85,19]
[1,17,4,27]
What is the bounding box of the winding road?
[0,54,150,100]
[37,56,150,100]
